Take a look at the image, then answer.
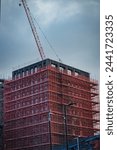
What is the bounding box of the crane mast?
[21,0,46,60]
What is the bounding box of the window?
[34,67,37,73]
[26,70,28,76]
[22,71,25,77]
[75,72,79,76]
[68,69,72,75]
[59,66,64,72]
[51,64,56,68]
[31,68,34,74]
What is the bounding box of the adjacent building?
[4,59,99,150]
[0,79,4,150]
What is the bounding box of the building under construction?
[4,58,99,150]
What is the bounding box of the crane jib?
[21,0,46,60]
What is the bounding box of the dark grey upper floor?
[12,58,89,79]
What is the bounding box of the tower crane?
[20,0,46,60]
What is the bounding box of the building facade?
[4,59,99,150]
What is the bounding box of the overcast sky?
[0,0,99,80]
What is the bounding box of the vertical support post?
[48,111,52,150]
[64,105,69,150]
[63,102,76,150]
[77,137,80,150]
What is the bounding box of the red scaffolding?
[4,63,99,150]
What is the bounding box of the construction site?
[4,58,99,150]
[1,0,100,150]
